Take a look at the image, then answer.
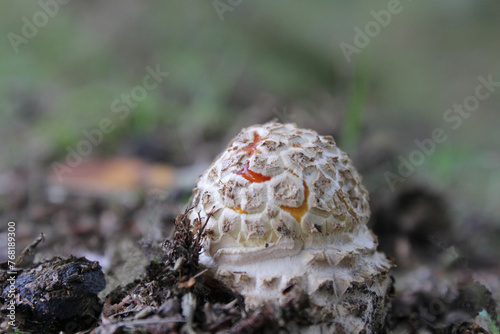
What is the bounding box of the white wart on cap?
[189,122,392,333]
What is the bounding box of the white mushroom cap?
[189,122,392,332]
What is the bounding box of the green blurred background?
[1,0,499,221]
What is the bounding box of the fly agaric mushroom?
[189,122,392,333]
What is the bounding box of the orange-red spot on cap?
[280,182,309,223]
[229,205,247,214]
[234,161,272,183]
[240,131,265,157]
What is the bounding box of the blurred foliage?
[0,0,499,219]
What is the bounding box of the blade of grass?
[341,63,369,151]
[479,310,500,334]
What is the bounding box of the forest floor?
[0,126,499,333]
